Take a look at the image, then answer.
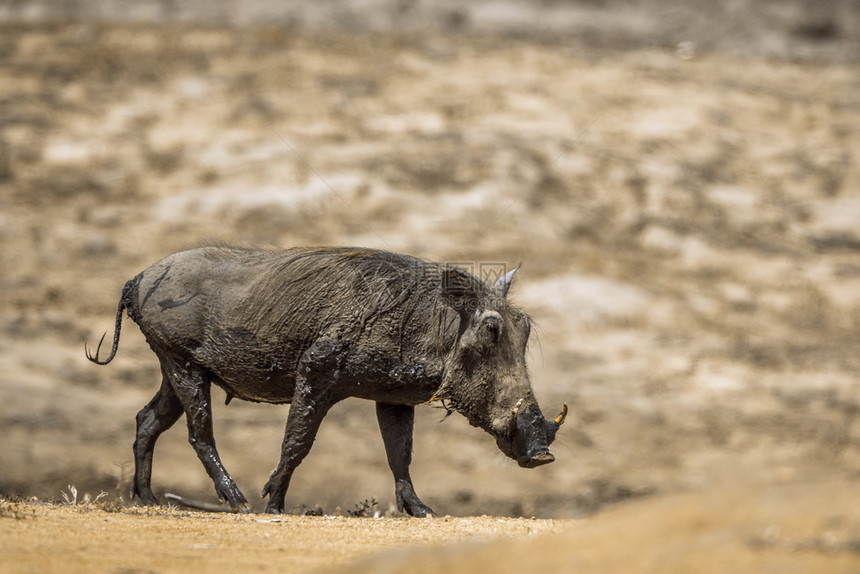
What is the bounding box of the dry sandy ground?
[0,501,563,573]
[1,1,859,571]
[333,478,860,574]
[3,477,859,573]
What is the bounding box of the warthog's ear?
[441,265,480,320]
[493,263,521,298]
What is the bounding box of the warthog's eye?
[477,313,504,346]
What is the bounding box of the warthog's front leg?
[262,339,344,514]
[376,403,435,517]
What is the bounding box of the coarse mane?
[223,246,493,359]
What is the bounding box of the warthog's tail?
[85,277,138,365]
[164,493,231,513]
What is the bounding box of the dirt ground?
[3,477,859,573]
[1,0,859,571]
[0,501,565,573]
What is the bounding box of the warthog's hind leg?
[376,402,435,517]
[161,355,251,513]
[133,377,183,505]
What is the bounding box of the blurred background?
[1,0,858,517]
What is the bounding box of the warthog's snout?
[503,401,567,468]
[518,451,555,468]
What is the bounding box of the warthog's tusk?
[555,403,568,426]
[508,399,524,437]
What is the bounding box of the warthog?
[87,246,567,516]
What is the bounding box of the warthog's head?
[437,264,567,468]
